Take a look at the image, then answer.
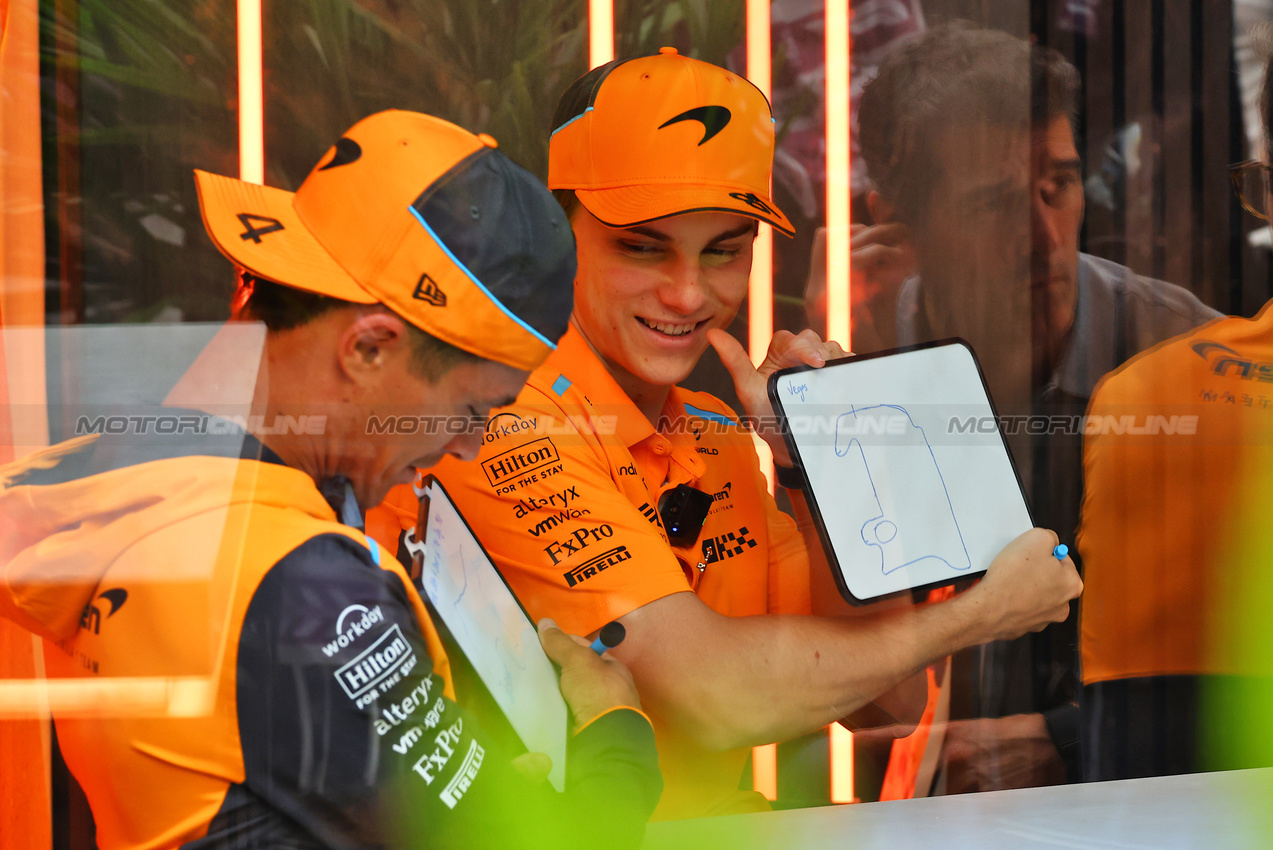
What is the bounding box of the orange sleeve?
[427,403,692,637]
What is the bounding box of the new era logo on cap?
[412,274,446,306]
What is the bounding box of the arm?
[610,526,1081,752]
[233,535,659,850]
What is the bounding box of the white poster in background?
[420,479,568,791]
[771,342,1033,603]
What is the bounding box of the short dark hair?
[240,272,481,381]
[859,22,1081,225]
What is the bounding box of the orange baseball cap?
[548,48,793,236]
[195,110,575,372]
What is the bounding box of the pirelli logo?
[563,546,632,588]
[482,438,560,486]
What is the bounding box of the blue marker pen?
[1053,544,1069,560]
[590,622,626,655]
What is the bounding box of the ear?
[336,310,411,385]
[866,190,896,225]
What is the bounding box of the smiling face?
[568,208,755,411]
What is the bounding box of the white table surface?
[642,768,1273,849]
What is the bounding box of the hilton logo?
[482,438,560,486]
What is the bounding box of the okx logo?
[700,526,757,564]
[1191,340,1273,382]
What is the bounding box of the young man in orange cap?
[0,111,660,849]
[370,52,1083,820]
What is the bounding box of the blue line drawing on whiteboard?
[834,405,970,575]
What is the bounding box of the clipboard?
[405,476,569,790]
[766,339,1033,605]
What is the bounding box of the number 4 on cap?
[237,213,285,243]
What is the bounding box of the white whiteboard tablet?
[419,478,569,790]
[768,340,1033,604]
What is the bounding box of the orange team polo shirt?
[1078,300,1273,685]
[368,324,811,820]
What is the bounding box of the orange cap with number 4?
[195,110,576,372]
[548,48,794,236]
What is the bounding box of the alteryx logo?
[1191,340,1273,382]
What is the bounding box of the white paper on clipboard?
[418,478,568,791]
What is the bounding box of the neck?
[573,321,672,425]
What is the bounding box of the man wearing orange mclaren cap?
[368,52,1083,820]
[0,111,661,849]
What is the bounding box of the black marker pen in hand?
[590,622,626,655]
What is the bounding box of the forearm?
[619,592,993,751]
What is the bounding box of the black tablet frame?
[766,338,1034,606]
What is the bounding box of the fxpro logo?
[543,524,615,565]
[1192,340,1273,382]
[482,438,560,486]
[563,546,633,588]
[334,624,416,705]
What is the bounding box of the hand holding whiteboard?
[767,340,1033,604]
[417,477,569,789]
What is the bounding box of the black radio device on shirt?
[657,484,713,547]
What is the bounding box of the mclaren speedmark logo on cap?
[319,137,363,171]
[658,105,733,145]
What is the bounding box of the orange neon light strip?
[746,0,776,497]
[827,2,856,802]
[752,742,779,801]
[829,722,857,803]
[237,0,264,184]
[825,0,851,350]
[589,0,614,68]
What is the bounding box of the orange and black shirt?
[0,417,660,850]
[370,325,810,820]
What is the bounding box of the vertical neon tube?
[829,722,857,803]
[589,0,614,68]
[752,742,779,802]
[825,0,851,350]
[826,1,855,803]
[237,0,264,185]
[747,0,776,496]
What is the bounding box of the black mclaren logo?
[80,588,128,635]
[728,192,777,216]
[318,137,363,171]
[413,274,447,306]
[658,105,732,145]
